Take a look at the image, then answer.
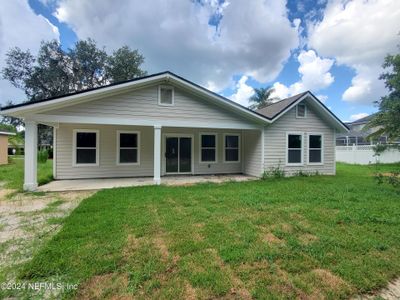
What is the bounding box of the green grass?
[11,163,400,299]
[0,158,53,190]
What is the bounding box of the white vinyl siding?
[243,130,262,177]
[57,124,153,179]
[55,125,247,179]
[43,85,257,129]
[264,100,335,175]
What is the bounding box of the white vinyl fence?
[336,145,400,164]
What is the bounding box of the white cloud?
[271,49,334,100]
[350,113,369,121]
[53,0,299,92]
[316,94,328,103]
[308,0,400,104]
[0,0,60,106]
[271,81,290,99]
[228,76,254,107]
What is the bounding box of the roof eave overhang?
[0,131,16,136]
[0,73,168,117]
[0,72,270,126]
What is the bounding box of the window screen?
[309,134,322,163]
[75,131,97,164]
[118,133,138,164]
[225,135,239,162]
[297,104,306,117]
[159,87,173,105]
[200,134,216,162]
[287,134,302,164]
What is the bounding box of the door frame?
[162,133,194,175]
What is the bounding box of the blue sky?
[1,0,399,122]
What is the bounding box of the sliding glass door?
[165,136,192,174]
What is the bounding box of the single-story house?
[0,130,16,165]
[0,71,348,191]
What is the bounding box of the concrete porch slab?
[37,174,257,192]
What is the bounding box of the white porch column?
[24,120,38,191]
[153,125,162,185]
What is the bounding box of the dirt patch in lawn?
[77,273,129,300]
[0,190,94,285]
[313,269,349,291]
[379,173,400,177]
[0,188,15,200]
[264,232,285,245]
[154,234,170,262]
[299,233,319,245]
[184,281,197,300]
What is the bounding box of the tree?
[367,51,400,141]
[2,38,147,102]
[1,38,147,145]
[367,50,400,191]
[248,87,278,110]
[106,46,146,82]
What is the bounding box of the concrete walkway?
[37,174,257,192]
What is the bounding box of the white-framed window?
[73,129,99,166]
[286,132,303,165]
[199,133,217,163]
[296,103,307,118]
[158,85,174,106]
[308,133,323,164]
[117,131,140,165]
[223,134,240,163]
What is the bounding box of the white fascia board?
[0,131,16,136]
[0,73,270,127]
[0,74,167,117]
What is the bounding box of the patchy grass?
[0,191,94,300]
[10,163,400,299]
[0,158,53,191]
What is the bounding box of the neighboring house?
[0,131,16,165]
[0,72,348,191]
[336,114,394,146]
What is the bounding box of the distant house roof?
[349,113,376,125]
[256,92,308,119]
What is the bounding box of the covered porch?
[23,119,264,191]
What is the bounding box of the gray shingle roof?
[350,113,376,124]
[256,92,308,119]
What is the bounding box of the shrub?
[262,164,285,179]
[37,149,49,164]
[294,170,309,177]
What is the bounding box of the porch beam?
[28,114,261,130]
[153,125,162,185]
[23,120,38,191]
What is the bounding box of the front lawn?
[0,158,53,190]
[12,163,400,299]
